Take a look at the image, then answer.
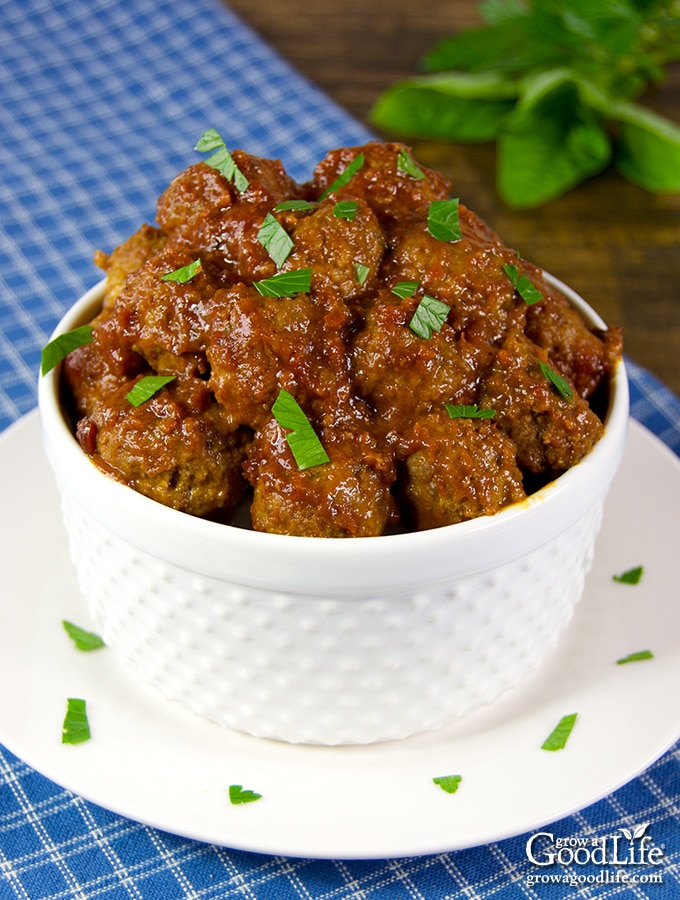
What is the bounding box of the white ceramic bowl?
[38,275,629,745]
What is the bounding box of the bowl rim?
[38,274,629,594]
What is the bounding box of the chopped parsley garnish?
[433,774,462,794]
[271,388,330,470]
[228,784,262,805]
[613,565,644,585]
[427,198,461,242]
[274,200,317,211]
[538,361,573,401]
[253,268,312,298]
[62,698,91,745]
[160,258,203,284]
[391,281,420,299]
[446,403,495,419]
[333,200,358,220]
[257,213,294,268]
[541,712,578,751]
[617,650,654,665]
[409,294,450,339]
[355,263,370,285]
[319,152,365,200]
[62,620,105,651]
[126,375,176,407]
[195,129,249,192]
[41,325,94,376]
[397,148,426,179]
[503,263,544,305]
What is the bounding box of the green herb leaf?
[541,712,578,751]
[433,774,462,794]
[370,72,517,143]
[497,71,611,208]
[355,263,370,285]
[273,200,318,211]
[391,281,420,299]
[319,152,365,200]
[503,263,543,305]
[253,268,312,298]
[160,258,203,284]
[445,403,495,419]
[397,148,426,179]
[409,294,450,339]
[538,361,574,401]
[195,129,249,192]
[257,213,294,268]
[228,784,262,805]
[617,650,654,665]
[126,375,176,407]
[611,100,680,193]
[333,200,358,220]
[62,620,105,651]
[271,389,330,470]
[62,698,91,745]
[427,199,461,242]
[613,565,644,585]
[41,325,94,376]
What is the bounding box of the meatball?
[94,223,168,311]
[288,197,385,301]
[110,245,231,377]
[306,141,451,226]
[351,290,490,451]
[478,327,604,474]
[202,283,354,430]
[400,411,526,529]
[244,416,397,537]
[76,375,249,517]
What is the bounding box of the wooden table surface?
[227,0,680,397]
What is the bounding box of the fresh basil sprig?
[370,1,680,206]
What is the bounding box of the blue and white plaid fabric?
[1,0,679,897]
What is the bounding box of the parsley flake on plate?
[617,650,654,665]
[126,375,176,408]
[541,712,578,751]
[41,325,93,376]
[229,784,262,805]
[613,565,644,585]
[272,389,330,471]
[62,620,105,651]
[62,698,91,745]
[433,774,462,794]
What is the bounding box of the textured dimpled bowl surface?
[39,276,629,745]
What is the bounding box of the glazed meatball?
[400,411,526,529]
[76,375,249,517]
[478,327,604,474]
[244,416,397,537]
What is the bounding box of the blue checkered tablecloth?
[1,0,679,897]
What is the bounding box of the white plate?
[1,411,679,860]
